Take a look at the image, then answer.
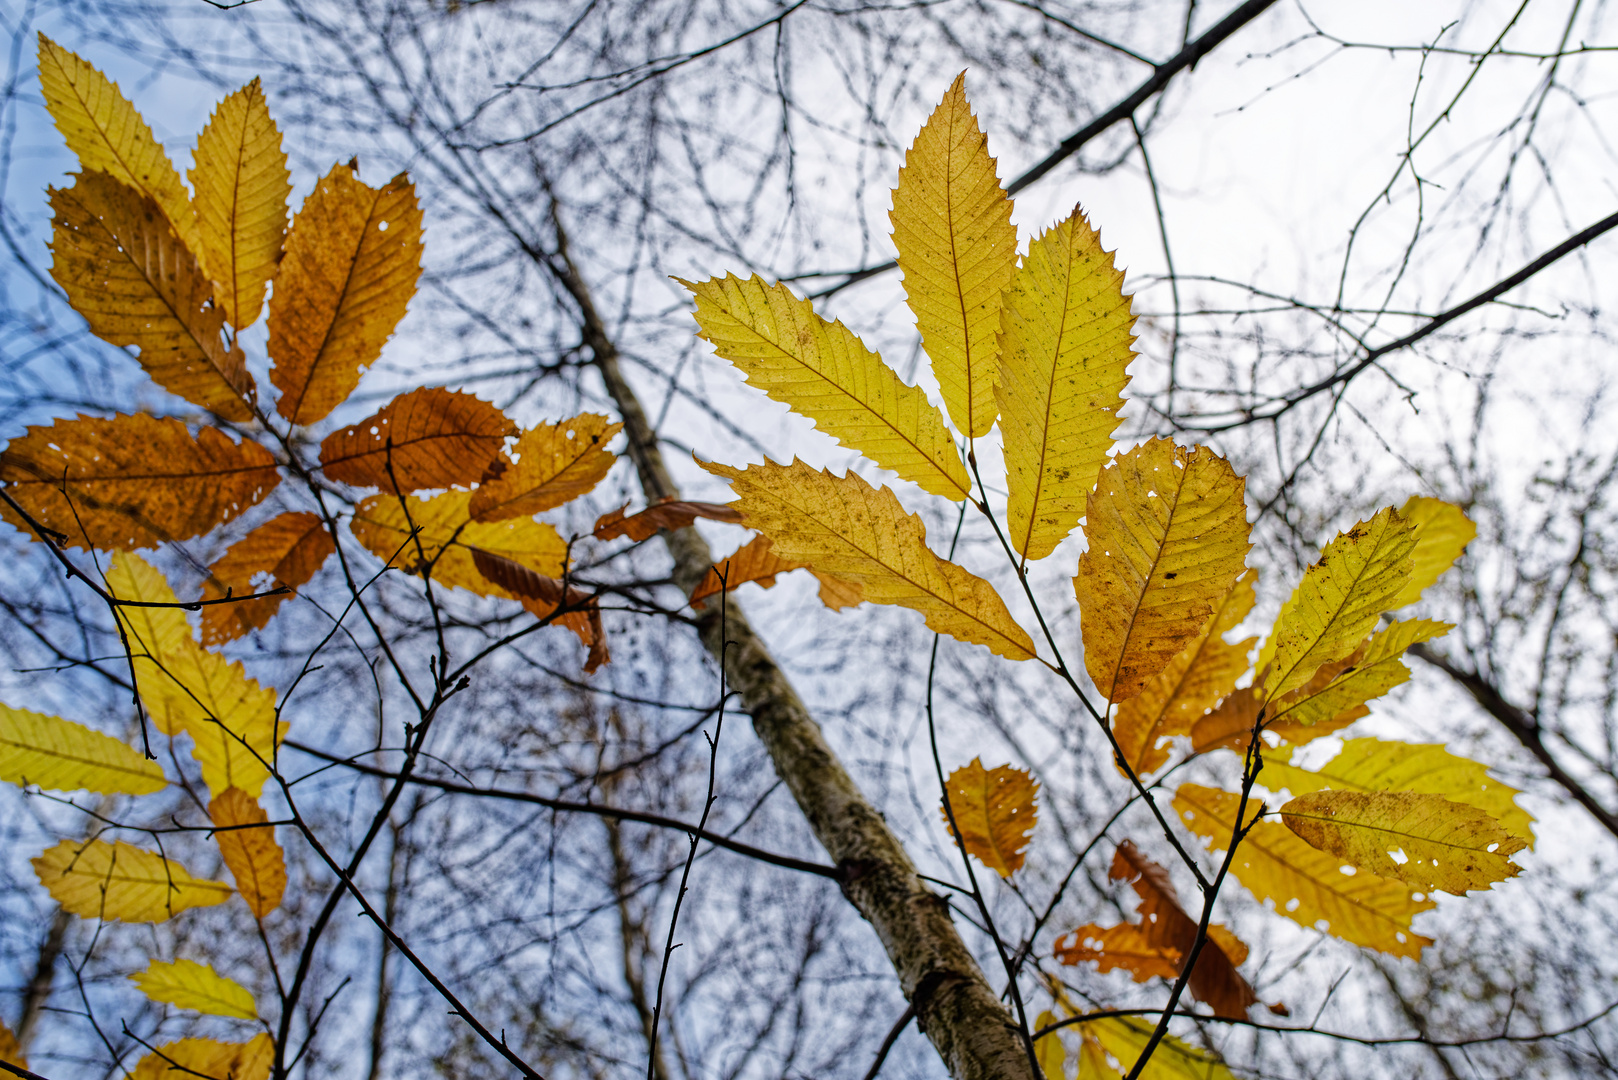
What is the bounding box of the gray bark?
[545,229,1034,1080]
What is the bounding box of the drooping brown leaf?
[1109,840,1258,1019]
[201,512,336,645]
[470,548,608,673]
[0,414,278,551]
[690,533,802,609]
[49,171,254,420]
[941,758,1039,877]
[593,498,745,541]
[469,414,621,521]
[209,787,286,919]
[190,78,291,330]
[1054,923,1180,981]
[319,388,515,492]
[268,163,423,424]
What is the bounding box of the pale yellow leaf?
[48,172,254,420]
[890,72,1018,438]
[1075,439,1251,703]
[1174,783,1434,958]
[1082,1016,1235,1080]
[1281,790,1526,894]
[700,458,1035,660]
[0,702,165,795]
[1264,737,1534,846]
[129,1035,273,1080]
[269,164,423,424]
[107,554,284,797]
[350,490,566,597]
[190,78,291,330]
[1112,571,1256,777]
[1034,1011,1066,1080]
[33,839,232,922]
[37,35,201,261]
[681,274,970,500]
[1256,507,1415,701]
[471,414,622,521]
[997,206,1135,561]
[210,787,287,918]
[130,958,257,1020]
[941,758,1038,877]
[1391,496,1475,608]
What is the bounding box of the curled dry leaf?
[202,511,337,645]
[210,787,287,919]
[269,163,423,425]
[1108,839,1258,1019]
[319,387,515,492]
[470,548,608,674]
[593,498,745,542]
[941,758,1039,878]
[0,414,277,551]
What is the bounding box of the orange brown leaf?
[689,533,803,609]
[319,388,515,492]
[594,499,745,541]
[49,171,254,420]
[201,512,336,645]
[0,414,277,551]
[1053,923,1180,981]
[470,548,608,673]
[269,163,423,424]
[209,787,286,919]
[941,758,1038,878]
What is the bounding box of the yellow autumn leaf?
[1174,783,1434,958]
[201,511,337,645]
[190,78,291,330]
[33,839,232,922]
[680,275,970,501]
[1075,1028,1119,1080]
[1075,439,1251,703]
[471,414,622,521]
[941,758,1039,877]
[1256,507,1415,701]
[129,1035,273,1080]
[1264,737,1534,845]
[1281,790,1527,894]
[1081,1016,1235,1080]
[0,702,165,795]
[350,490,567,597]
[1034,1011,1066,1080]
[1188,684,1363,758]
[997,207,1135,561]
[0,1017,23,1071]
[211,787,287,919]
[890,72,1018,439]
[268,163,423,425]
[130,958,257,1020]
[1265,618,1451,729]
[1391,496,1475,608]
[0,414,278,552]
[107,554,284,797]
[48,171,255,420]
[37,35,202,262]
[1112,571,1256,778]
[700,458,1036,660]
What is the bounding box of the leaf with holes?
[701,458,1035,660]
[320,388,514,492]
[1075,439,1250,703]
[470,414,621,521]
[941,758,1038,877]
[269,163,423,424]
